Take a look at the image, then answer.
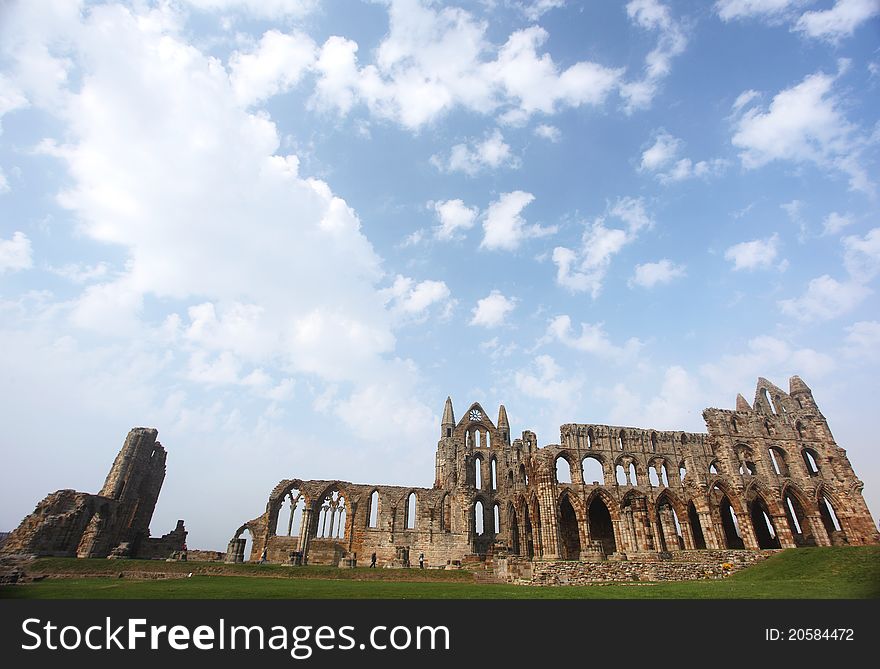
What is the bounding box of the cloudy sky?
[1,0,878,551]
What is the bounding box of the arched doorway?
[558,495,581,560]
[588,495,616,555]
[508,505,520,555]
[748,496,780,549]
[712,486,745,549]
[782,488,815,546]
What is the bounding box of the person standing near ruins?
[370,552,377,567]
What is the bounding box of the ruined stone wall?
[235,375,878,568]
[497,550,776,585]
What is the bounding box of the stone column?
[737,508,760,550]
[299,506,315,563]
[701,508,723,549]
[225,538,246,563]
[680,518,695,550]
[632,498,654,551]
[659,505,679,551]
[772,512,796,548]
[807,513,831,546]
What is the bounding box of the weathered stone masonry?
[1,428,186,559]
[231,376,879,566]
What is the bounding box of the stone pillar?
[225,538,246,563]
[680,518,695,550]
[807,513,831,546]
[632,498,654,551]
[737,508,760,550]
[623,506,636,552]
[572,459,585,486]
[299,507,315,563]
[772,512,797,548]
[701,509,723,549]
[659,505,679,551]
[538,487,559,559]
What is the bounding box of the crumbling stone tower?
[2,428,185,559]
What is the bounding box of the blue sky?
[1,0,878,551]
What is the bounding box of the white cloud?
[552,197,653,297]
[843,321,880,361]
[781,199,809,242]
[700,334,836,401]
[0,1,451,457]
[431,128,519,175]
[470,290,517,328]
[182,0,319,20]
[822,211,854,236]
[514,354,582,405]
[639,130,731,182]
[609,366,701,430]
[0,231,34,274]
[0,73,29,130]
[381,275,453,324]
[620,0,688,112]
[228,30,316,107]
[724,234,780,270]
[49,261,110,283]
[731,68,872,192]
[629,259,686,288]
[778,227,878,322]
[795,0,880,42]
[545,314,642,361]
[0,167,9,193]
[534,123,561,142]
[714,0,804,21]
[640,131,680,171]
[431,198,479,241]
[70,278,144,335]
[731,89,760,113]
[779,275,870,321]
[515,0,567,21]
[842,227,880,282]
[311,2,622,129]
[481,191,555,251]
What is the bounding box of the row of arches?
[550,444,825,491]
[554,454,680,488]
[498,482,848,560]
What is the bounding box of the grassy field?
[2,546,878,599]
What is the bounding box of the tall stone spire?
[497,404,510,444]
[497,405,509,430]
[441,396,455,438]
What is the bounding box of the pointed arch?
[655,489,684,551]
[404,491,417,530]
[709,481,744,549]
[557,492,582,560]
[507,503,520,555]
[367,489,379,528]
[586,491,616,555]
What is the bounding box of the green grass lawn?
[2,546,878,599]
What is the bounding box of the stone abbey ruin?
[1,428,186,559]
[227,375,879,574]
[4,375,879,580]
